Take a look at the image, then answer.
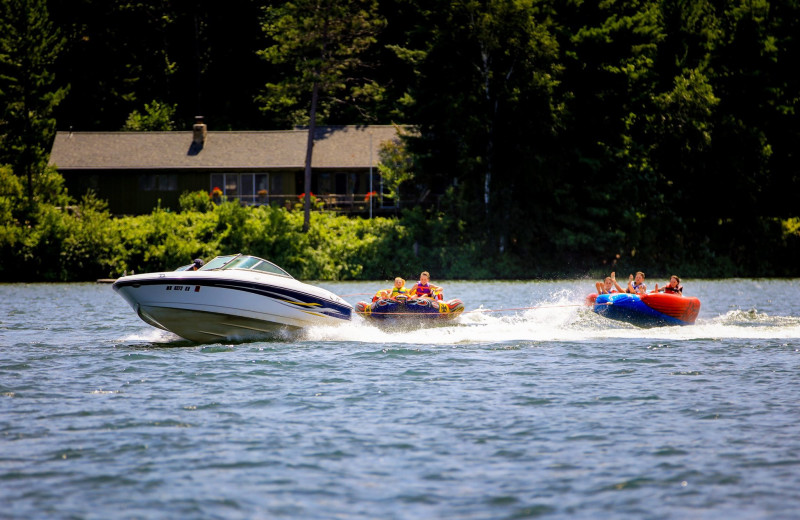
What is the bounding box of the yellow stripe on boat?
[281,300,322,307]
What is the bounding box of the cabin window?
[163,174,177,191]
[317,173,334,195]
[140,175,157,191]
[139,174,177,191]
[210,174,224,195]
[209,173,238,197]
[211,173,270,204]
[241,174,254,200]
[240,174,269,204]
[270,174,282,194]
[225,175,238,197]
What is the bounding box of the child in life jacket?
[595,272,624,294]
[390,277,408,297]
[652,275,683,295]
[627,272,647,294]
[372,277,408,301]
[408,271,443,300]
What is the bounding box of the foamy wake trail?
[120,327,182,344]
[302,293,800,344]
[302,293,609,344]
[119,296,800,346]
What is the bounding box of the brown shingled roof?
[49,125,403,170]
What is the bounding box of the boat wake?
[300,296,800,345]
[714,308,800,327]
[116,293,800,347]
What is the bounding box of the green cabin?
[48,122,402,215]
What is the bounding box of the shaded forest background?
[1,0,799,281]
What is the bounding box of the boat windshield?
[195,254,292,277]
[250,259,293,278]
[203,254,292,278]
[197,255,239,271]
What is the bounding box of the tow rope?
[352,301,610,316]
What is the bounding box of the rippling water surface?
[2,279,800,519]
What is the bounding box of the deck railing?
[229,193,391,213]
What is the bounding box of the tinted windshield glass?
[198,255,238,271]
[224,256,262,270]
[251,260,292,277]
[216,255,292,278]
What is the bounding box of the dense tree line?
[1,0,799,279]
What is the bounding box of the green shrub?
[3,188,800,281]
[178,190,213,213]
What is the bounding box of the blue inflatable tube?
[593,293,689,327]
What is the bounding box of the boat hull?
[135,305,291,342]
[114,272,352,342]
[589,292,700,327]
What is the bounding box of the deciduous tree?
[395,0,561,252]
[258,0,385,231]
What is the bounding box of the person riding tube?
[408,271,443,301]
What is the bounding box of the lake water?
[2,278,800,519]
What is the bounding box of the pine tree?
[0,0,68,206]
[258,0,385,232]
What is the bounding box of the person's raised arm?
[611,272,624,293]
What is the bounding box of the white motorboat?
[113,254,352,342]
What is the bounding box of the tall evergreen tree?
[259,0,385,232]
[50,0,267,131]
[396,0,561,253]
[0,0,68,205]
[706,0,800,218]
[554,0,667,266]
